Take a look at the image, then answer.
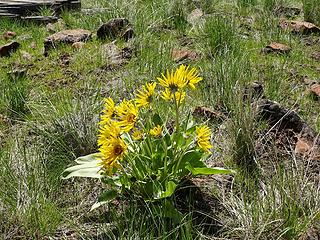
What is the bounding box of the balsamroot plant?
[63,65,234,213]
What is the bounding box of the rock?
[187,8,203,25]
[72,42,85,49]
[101,42,133,70]
[59,53,71,67]
[295,138,313,155]
[279,19,320,34]
[310,84,320,99]
[0,41,20,57]
[97,18,131,40]
[243,82,264,100]
[258,99,317,138]
[121,27,134,41]
[21,51,32,61]
[44,29,91,55]
[3,31,16,40]
[172,48,199,62]
[311,51,320,61]
[121,47,133,59]
[295,137,320,161]
[261,42,291,54]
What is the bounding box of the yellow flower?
[157,69,187,93]
[116,100,139,132]
[178,65,202,90]
[161,88,186,104]
[196,125,212,153]
[132,128,143,141]
[150,125,162,137]
[97,120,121,147]
[135,82,157,108]
[99,136,127,175]
[99,98,116,125]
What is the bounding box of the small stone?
[295,138,312,155]
[279,19,320,34]
[310,84,320,98]
[97,18,130,40]
[3,31,16,40]
[44,29,91,55]
[0,41,20,57]
[72,42,85,49]
[262,42,291,54]
[101,42,133,69]
[172,48,199,62]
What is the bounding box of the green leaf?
[175,132,186,147]
[176,150,205,171]
[163,200,182,222]
[186,125,196,134]
[186,163,235,176]
[152,113,163,125]
[90,189,118,211]
[98,189,118,202]
[156,181,177,199]
[62,153,102,179]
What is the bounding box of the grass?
[0,0,320,239]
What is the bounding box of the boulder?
[44,29,91,55]
[0,41,20,57]
[97,18,132,41]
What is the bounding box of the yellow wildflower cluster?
[98,65,206,174]
[97,98,132,175]
[157,65,202,104]
[98,82,156,173]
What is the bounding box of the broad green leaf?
[98,189,118,202]
[186,163,235,176]
[91,189,117,212]
[102,177,122,187]
[156,181,177,199]
[186,125,196,134]
[175,132,186,147]
[163,200,182,222]
[152,113,163,125]
[175,150,205,173]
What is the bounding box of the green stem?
[174,98,179,133]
